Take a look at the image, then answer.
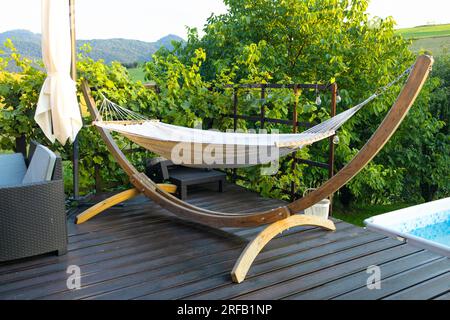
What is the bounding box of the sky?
[0,0,449,42]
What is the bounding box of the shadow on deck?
[0,184,449,300]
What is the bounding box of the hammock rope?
[302,64,414,136]
[98,92,148,122]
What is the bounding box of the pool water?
[365,199,450,257]
[409,219,450,247]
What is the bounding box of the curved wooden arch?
[79,55,433,228]
[288,55,433,213]
[231,215,336,283]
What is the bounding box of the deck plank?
[81,224,366,300]
[38,223,350,300]
[0,184,448,300]
[237,244,425,300]
[182,237,402,300]
[434,291,450,300]
[284,250,442,300]
[384,272,450,300]
[334,258,450,300]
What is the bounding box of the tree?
[181,0,412,85]
[149,0,441,204]
[0,39,46,153]
[394,55,449,202]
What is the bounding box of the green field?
[127,66,147,82]
[410,37,450,55]
[397,24,450,39]
[397,24,450,56]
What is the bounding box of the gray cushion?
[0,153,28,186]
[22,145,56,184]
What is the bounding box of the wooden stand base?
[231,215,336,283]
[75,184,177,224]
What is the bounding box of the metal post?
[233,89,238,132]
[291,85,299,201]
[329,83,337,178]
[232,89,238,183]
[260,85,266,129]
[328,83,338,215]
[69,0,80,200]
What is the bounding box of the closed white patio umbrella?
[35,0,82,145]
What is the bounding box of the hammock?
[77,55,433,284]
[94,66,411,169]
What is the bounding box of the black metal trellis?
[223,83,337,207]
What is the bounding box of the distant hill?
[0,29,184,65]
[396,24,450,56]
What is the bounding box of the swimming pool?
[364,198,450,257]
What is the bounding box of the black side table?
[145,158,227,200]
[168,167,226,200]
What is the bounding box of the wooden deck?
[0,184,449,300]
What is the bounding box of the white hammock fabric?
[94,66,413,168]
[94,94,375,168]
[96,120,334,168]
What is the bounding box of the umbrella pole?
[69,0,80,200]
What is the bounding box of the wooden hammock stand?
[75,55,433,283]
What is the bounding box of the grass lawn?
[333,202,416,227]
[396,24,450,56]
[128,66,147,82]
[410,36,450,56]
[397,24,450,39]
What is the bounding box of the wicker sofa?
[0,141,67,262]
